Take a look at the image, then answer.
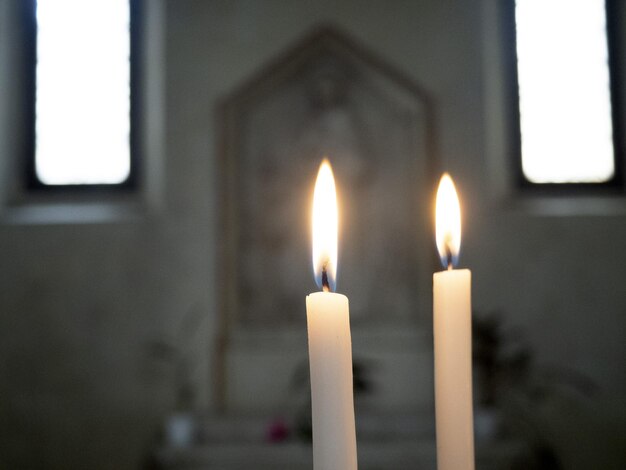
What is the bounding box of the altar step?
[154,411,529,470]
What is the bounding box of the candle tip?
[445,244,454,271]
[321,264,331,292]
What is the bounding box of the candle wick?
[445,245,454,271]
[321,263,331,292]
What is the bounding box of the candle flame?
[312,158,338,292]
[436,173,461,269]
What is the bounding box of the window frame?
[22,0,142,192]
[505,0,625,193]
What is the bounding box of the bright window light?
[35,0,131,185]
[515,0,615,184]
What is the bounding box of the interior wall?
[0,0,624,469]
[0,1,214,468]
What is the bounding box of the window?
[26,0,139,189]
[511,0,623,188]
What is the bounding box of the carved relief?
[220,27,435,331]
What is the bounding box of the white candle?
[433,173,475,470]
[306,159,358,470]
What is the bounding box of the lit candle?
[306,159,358,470]
[433,173,475,470]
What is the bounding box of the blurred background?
[0,0,625,469]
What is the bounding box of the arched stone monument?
[216,25,438,415]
